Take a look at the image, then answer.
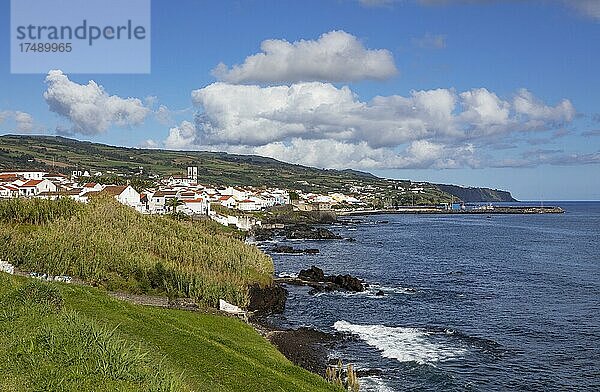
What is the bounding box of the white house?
[101,185,141,209]
[37,189,85,202]
[218,195,237,209]
[81,182,104,193]
[18,179,57,196]
[237,199,260,211]
[179,198,210,215]
[221,186,248,200]
[0,185,19,198]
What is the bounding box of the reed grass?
[0,197,81,224]
[0,196,273,307]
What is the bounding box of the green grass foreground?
[0,274,341,392]
[0,197,273,307]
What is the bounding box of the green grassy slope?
[0,274,340,392]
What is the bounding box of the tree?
[165,197,183,214]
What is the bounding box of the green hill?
[0,273,340,392]
[0,134,516,203]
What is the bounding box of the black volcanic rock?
[271,245,320,255]
[295,266,365,293]
[285,224,342,240]
[248,284,288,315]
[330,274,364,292]
[271,245,302,254]
[299,266,326,282]
[252,228,274,241]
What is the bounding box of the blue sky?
[1,0,599,200]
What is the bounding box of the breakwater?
[337,206,564,216]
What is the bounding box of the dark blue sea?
[263,201,600,391]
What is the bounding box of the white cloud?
[0,111,9,124]
[170,81,577,169]
[139,139,160,149]
[459,88,511,138]
[201,138,479,170]
[190,82,573,149]
[212,30,398,84]
[0,110,37,133]
[164,121,198,149]
[513,88,575,125]
[43,70,150,135]
[14,111,35,132]
[155,105,174,125]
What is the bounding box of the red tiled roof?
[22,179,43,187]
[181,199,205,203]
[101,185,128,196]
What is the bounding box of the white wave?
[359,377,395,392]
[277,272,298,278]
[333,320,466,365]
[311,284,417,299]
[368,283,418,295]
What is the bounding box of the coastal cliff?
[435,184,517,202]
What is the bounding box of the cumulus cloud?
[164,81,580,169]
[164,121,198,149]
[14,111,35,132]
[212,31,398,84]
[0,111,9,124]
[0,110,37,133]
[513,88,575,128]
[412,33,447,49]
[43,70,150,135]
[155,105,174,125]
[188,138,479,170]
[190,82,574,149]
[139,139,160,149]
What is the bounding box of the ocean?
[263,201,600,391]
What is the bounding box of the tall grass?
[0,197,81,224]
[0,196,273,307]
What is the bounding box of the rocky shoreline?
[251,321,337,376]
[247,217,372,378]
[248,254,370,379]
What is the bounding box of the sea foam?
[333,320,466,365]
